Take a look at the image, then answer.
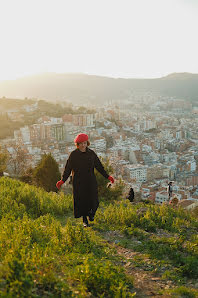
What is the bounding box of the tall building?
[126,164,147,183]
[20,126,31,143]
[51,124,66,141]
[73,114,94,127]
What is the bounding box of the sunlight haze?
[0,0,197,81]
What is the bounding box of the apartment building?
[126,164,147,183]
[73,114,94,127]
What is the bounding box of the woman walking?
[56,133,114,227]
[127,187,135,202]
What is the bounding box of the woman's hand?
[108,176,114,184]
[56,180,64,189]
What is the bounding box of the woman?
[127,187,134,202]
[167,181,173,201]
[56,133,114,227]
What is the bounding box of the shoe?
[88,215,94,222]
[83,216,89,227]
[83,222,90,227]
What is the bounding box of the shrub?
[73,258,134,297]
[95,158,124,201]
[5,257,33,297]
[33,153,61,192]
[0,177,73,219]
[169,286,197,298]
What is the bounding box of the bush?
[5,257,33,297]
[73,258,134,297]
[95,158,124,201]
[0,177,73,219]
[33,153,61,192]
[0,214,109,296]
[170,286,197,298]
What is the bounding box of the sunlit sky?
[0,0,197,81]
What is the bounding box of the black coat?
[127,188,134,202]
[62,147,109,218]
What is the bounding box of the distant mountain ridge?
[0,72,198,104]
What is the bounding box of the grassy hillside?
[0,177,197,297]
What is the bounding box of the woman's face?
[78,141,87,152]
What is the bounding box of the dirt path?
[101,230,174,297]
[58,218,175,296]
[116,246,173,297]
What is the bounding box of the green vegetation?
[168,286,198,297]
[0,114,22,139]
[0,178,73,219]
[33,153,61,192]
[0,177,134,297]
[95,159,124,201]
[0,146,8,174]
[0,176,197,296]
[94,201,198,285]
[0,98,96,139]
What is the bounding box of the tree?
[19,167,34,184]
[0,146,8,175]
[95,158,124,201]
[33,154,61,192]
[8,144,29,176]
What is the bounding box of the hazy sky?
[0,0,197,80]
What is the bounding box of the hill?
[0,177,198,297]
[0,72,198,104]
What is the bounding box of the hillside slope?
[0,177,197,297]
[0,72,198,104]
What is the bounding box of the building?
[155,191,169,204]
[91,138,106,152]
[73,114,94,127]
[126,164,147,183]
[51,124,66,141]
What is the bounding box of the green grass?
[0,177,134,297]
[94,200,198,284]
[0,177,198,296]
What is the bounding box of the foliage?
[0,146,8,173]
[95,158,124,201]
[0,177,73,219]
[8,144,29,176]
[0,178,134,297]
[73,258,135,297]
[5,257,33,297]
[95,201,197,232]
[0,113,22,139]
[169,286,198,297]
[1,174,198,295]
[33,153,61,192]
[191,206,198,218]
[19,167,34,184]
[0,98,95,139]
[95,201,198,281]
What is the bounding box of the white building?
[176,131,182,139]
[187,159,196,172]
[155,191,182,204]
[155,191,169,204]
[126,164,147,183]
[20,126,31,143]
[143,120,156,131]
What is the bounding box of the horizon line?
[0,71,197,83]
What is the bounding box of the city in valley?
[1,92,198,210]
